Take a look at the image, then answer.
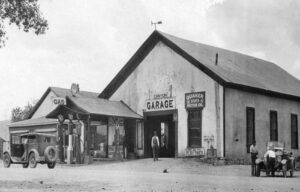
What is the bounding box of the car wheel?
[44,146,57,162]
[256,166,260,177]
[29,153,37,168]
[22,163,29,168]
[47,162,56,169]
[3,153,11,168]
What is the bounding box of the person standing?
[250,140,258,176]
[151,131,160,161]
[264,147,276,176]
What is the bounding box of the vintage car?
[255,141,295,177]
[2,133,57,169]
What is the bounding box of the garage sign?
[145,98,176,112]
[185,92,205,109]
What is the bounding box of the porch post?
[84,115,92,164]
[67,122,74,165]
[57,114,65,163]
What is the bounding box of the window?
[291,114,298,149]
[246,107,255,153]
[270,110,278,141]
[188,109,202,147]
[11,135,21,144]
[136,121,143,149]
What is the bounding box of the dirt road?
[0,158,299,192]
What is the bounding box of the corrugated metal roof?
[68,96,143,119]
[50,87,99,98]
[99,30,300,100]
[158,31,300,98]
[28,87,99,119]
[9,117,58,127]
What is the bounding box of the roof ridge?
[50,86,98,95]
[156,30,275,64]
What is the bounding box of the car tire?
[29,153,37,168]
[256,166,260,177]
[22,163,29,168]
[3,153,11,168]
[47,162,56,169]
[44,146,57,163]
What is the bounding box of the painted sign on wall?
[185,92,205,109]
[185,147,205,157]
[145,98,176,112]
[52,97,66,105]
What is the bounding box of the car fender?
[3,152,11,162]
[28,149,41,162]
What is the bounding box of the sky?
[0,0,300,121]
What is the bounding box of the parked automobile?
[255,141,295,177]
[2,133,57,169]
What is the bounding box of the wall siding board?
[225,88,300,161]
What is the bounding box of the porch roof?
[9,117,59,128]
[46,96,143,120]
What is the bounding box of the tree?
[0,0,48,47]
[11,100,37,122]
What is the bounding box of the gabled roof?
[99,30,300,101]
[46,96,143,119]
[68,96,142,119]
[28,86,99,119]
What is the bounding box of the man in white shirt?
[151,131,160,161]
[264,147,276,176]
[250,140,258,176]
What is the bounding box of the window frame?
[270,110,278,141]
[187,109,203,148]
[246,107,255,153]
[291,114,299,149]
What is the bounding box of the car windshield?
[21,135,36,144]
[267,141,284,150]
[11,135,21,144]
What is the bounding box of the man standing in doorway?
[151,131,160,161]
[250,140,258,176]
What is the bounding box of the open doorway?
[144,114,175,158]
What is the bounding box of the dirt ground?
[0,158,299,192]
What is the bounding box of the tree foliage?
[11,100,37,122]
[0,0,48,47]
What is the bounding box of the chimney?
[215,53,218,65]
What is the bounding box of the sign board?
[207,148,217,158]
[185,148,205,157]
[153,93,170,99]
[52,97,66,105]
[185,92,205,109]
[145,98,176,112]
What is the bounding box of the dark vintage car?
[3,133,57,169]
[255,141,295,177]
